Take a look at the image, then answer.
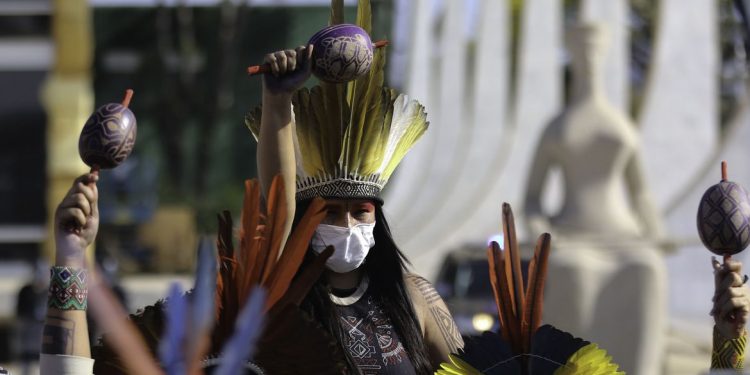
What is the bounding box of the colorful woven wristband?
[711,325,747,369]
[48,266,88,310]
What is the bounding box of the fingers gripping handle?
[246,40,389,77]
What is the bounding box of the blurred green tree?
[92,2,390,233]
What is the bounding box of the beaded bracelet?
[48,266,88,310]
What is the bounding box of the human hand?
[54,173,99,267]
[262,45,314,96]
[711,257,749,339]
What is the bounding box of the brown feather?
[521,251,536,355]
[497,242,522,354]
[265,197,327,308]
[261,175,289,285]
[488,242,511,343]
[239,180,262,303]
[502,203,525,320]
[283,246,335,306]
[523,233,551,351]
[217,176,345,373]
[500,203,529,356]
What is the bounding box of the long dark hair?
[293,199,433,375]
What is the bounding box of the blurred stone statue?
[523,23,667,375]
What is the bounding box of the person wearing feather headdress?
[35,0,749,374]
[245,1,464,374]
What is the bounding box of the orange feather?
[523,232,551,354]
[265,197,327,309]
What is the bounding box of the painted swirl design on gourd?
[309,24,373,83]
[78,103,137,169]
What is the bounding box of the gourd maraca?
[247,24,388,83]
[697,161,750,260]
[66,89,136,234]
[79,89,137,172]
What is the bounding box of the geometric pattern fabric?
[48,266,88,310]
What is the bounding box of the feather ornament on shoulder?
[91,175,345,374]
[438,204,623,375]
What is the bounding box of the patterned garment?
[335,293,416,375]
[711,326,747,369]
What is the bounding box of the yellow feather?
[553,343,625,375]
[246,0,428,196]
[435,354,483,375]
[356,0,372,35]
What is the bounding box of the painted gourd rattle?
[79,89,137,173]
[67,89,137,233]
[697,161,750,262]
[247,24,388,83]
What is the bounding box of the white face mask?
[311,222,376,273]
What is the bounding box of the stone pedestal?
[543,240,667,375]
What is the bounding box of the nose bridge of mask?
[312,224,350,247]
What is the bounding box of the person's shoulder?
[403,273,442,305]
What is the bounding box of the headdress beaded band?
[48,266,88,310]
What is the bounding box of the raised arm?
[258,45,312,244]
[40,173,99,374]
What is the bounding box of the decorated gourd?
[697,161,750,256]
[307,24,374,83]
[247,26,387,83]
[79,89,137,171]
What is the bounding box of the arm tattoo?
[430,305,463,352]
[408,275,463,351]
[409,274,441,304]
[42,316,76,355]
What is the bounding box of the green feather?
[329,0,344,25]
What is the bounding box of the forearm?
[711,325,747,369]
[43,309,90,357]
[259,91,296,206]
[42,255,91,358]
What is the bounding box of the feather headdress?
[246,0,428,201]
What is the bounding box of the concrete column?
[41,0,94,261]
[639,0,719,210]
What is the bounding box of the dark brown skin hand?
[54,173,99,267]
[712,257,750,339]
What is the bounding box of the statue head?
[566,23,610,73]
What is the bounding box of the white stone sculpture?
[522,23,667,375]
